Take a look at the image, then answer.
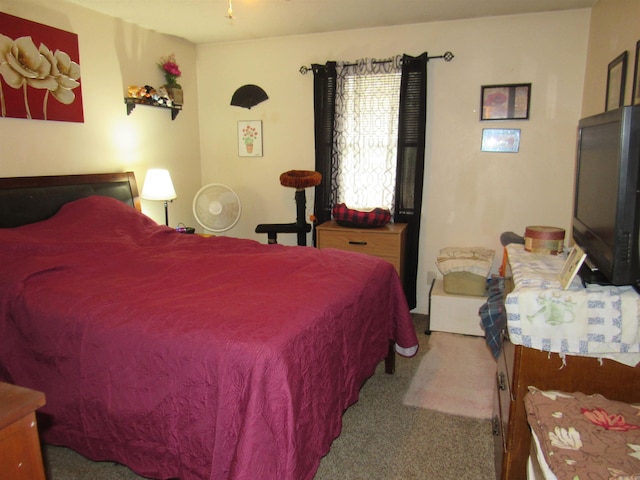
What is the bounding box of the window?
[336,71,401,211]
[312,53,428,309]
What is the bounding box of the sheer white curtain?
[333,57,402,213]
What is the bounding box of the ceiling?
[63,0,596,45]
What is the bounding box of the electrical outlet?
[426,270,437,285]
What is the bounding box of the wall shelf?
[124,98,182,120]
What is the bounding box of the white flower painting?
[0,12,83,122]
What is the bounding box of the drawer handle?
[348,241,368,245]
[497,371,507,391]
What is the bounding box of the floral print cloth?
[525,386,640,480]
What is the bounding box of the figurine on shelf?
[141,85,156,99]
[156,86,172,106]
[127,85,139,98]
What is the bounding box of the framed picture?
[480,83,531,120]
[558,245,586,290]
[632,40,640,105]
[238,120,263,157]
[605,51,627,111]
[481,128,521,153]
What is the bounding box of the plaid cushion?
[332,203,391,228]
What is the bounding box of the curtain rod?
[298,51,454,75]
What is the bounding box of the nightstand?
[315,220,407,282]
[0,382,46,480]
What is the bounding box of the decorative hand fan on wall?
[192,184,241,232]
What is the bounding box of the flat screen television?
[572,105,640,288]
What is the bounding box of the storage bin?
[429,279,486,336]
[436,247,495,296]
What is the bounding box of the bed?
[0,172,418,480]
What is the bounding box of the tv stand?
[578,259,640,294]
[577,261,610,286]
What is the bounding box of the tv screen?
[574,121,619,263]
[572,105,640,287]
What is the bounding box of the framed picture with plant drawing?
[238,120,263,157]
[606,51,627,111]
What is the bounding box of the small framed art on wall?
[238,120,263,157]
[481,128,521,153]
[606,51,627,111]
[480,84,531,121]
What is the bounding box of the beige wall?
[582,0,640,116]
[0,0,201,228]
[0,1,594,314]
[197,10,591,313]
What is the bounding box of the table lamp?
[141,169,177,226]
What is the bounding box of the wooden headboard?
[0,172,140,228]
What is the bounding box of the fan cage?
[192,184,241,232]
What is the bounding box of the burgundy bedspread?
[0,196,417,480]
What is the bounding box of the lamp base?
[164,200,170,226]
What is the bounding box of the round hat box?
[524,226,565,255]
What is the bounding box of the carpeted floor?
[42,315,496,480]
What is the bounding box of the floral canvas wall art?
[0,12,84,123]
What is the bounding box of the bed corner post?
[385,341,396,374]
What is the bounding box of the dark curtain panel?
[312,62,337,241]
[394,53,428,309]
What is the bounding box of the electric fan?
[192,184,242,232]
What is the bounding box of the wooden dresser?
[315,220,407,281]
[0,382,46,480]
[494,336,640,479]
[493,249,640,479]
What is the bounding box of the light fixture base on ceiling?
[226,0,235,18]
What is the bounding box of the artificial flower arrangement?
[158,54,181,89]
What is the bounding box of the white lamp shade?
[141,169,177,201]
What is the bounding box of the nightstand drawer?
[316,221,407,279]
[318,229,400,257]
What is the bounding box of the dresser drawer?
[496,347,511,452]
[316,221,407,278]
[493,333,512,479]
